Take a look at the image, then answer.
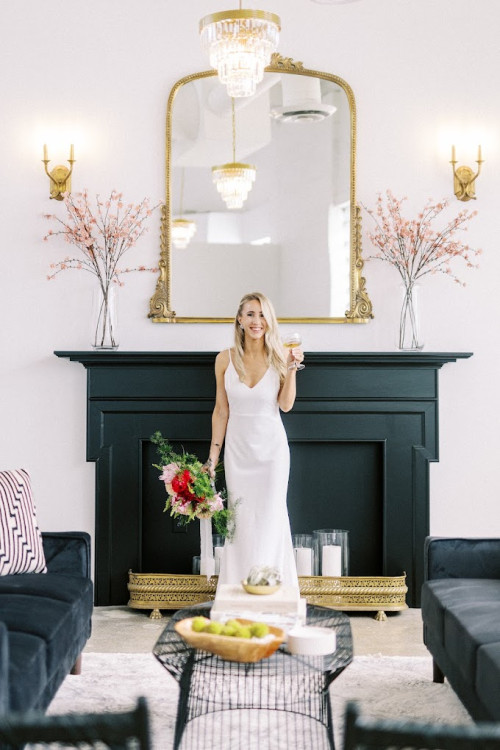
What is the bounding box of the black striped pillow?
[0,469,47,575]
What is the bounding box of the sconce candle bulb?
[450,144,483,202]
[42,144,76,200]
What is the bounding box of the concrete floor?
[85,606,428,657]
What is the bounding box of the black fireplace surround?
[55,351,471,608]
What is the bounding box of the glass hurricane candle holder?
[212,534,225,575]
[292,534,315,576]
[313,529,349,576]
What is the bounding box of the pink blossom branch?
[364,190,480,288]
[44,190,161,291]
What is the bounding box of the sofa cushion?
[0,572,92,602]
[0,578,93,680]
[477,642,500,721]
[444,600,500,684]
[0,469,46,575]
[422,579,500,646]
[8,631,48,712]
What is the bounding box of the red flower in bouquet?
[172,469,192,496]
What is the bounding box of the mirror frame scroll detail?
[149,54,373,324]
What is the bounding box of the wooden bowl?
[241,579,281,595]
[174,617,285,663]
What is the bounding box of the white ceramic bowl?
[286,625,337,656]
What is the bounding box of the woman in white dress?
[203,292,304,588]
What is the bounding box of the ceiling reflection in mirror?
[149,59,373,323]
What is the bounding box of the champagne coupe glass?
[284,332,305,370]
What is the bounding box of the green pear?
[191,617,208,632]
[235,626,252,639]
[204,621,224,635]
[221,624,238,637]
[250,622,270,638]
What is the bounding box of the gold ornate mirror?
[149,54,372,323]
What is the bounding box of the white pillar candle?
[295,547,313,576]
[322,544,342,576]
[214,546,224,575]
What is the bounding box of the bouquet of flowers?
[151,431,234,539]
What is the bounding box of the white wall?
[1,0,499,548]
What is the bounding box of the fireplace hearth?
[55,350,472,607]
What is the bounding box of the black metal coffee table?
[153,602,353,750]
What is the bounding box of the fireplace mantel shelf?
[56,351,472,367]
[56,350,472,608]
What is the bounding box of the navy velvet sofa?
[0,531,93,714]
[421,536,500,721]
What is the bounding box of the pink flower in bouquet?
[208,493,225,513]
[159,462,180,489]
[170,497,192,515]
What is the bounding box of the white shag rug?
[48,653,472,749]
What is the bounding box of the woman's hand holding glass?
[283,332,305,371]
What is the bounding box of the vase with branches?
[44,190,159,349]
[365,190,481,350]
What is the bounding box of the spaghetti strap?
[227,348,232,363]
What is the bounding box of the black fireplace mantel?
[55,350,472,607]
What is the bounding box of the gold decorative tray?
[127,571,407,621]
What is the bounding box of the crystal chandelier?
[212,98,256,209]
[199,7,281,98]
[172,168,197,249]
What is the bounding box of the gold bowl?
[241,579,281,595]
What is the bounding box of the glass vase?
[91,284,118,350]
[313,529,349,576]
[398,283,423,351]
[292,534,315,577]
[212,534,225,575]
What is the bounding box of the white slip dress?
[217,350,299,588]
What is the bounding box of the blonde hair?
[233,292,287,385]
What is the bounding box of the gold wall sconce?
[42,144,75,200]
[450,144,483,201]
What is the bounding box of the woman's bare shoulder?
[215,349,231,371]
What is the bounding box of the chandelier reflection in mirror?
[171,168,197,249]
[212,98,256,209]
[171,217,197,249]
[199,7,281,98]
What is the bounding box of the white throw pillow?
[0,469,47,575]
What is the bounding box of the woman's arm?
[204,350,230,476]
[278,345,304,412]
[278,367,297,412]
